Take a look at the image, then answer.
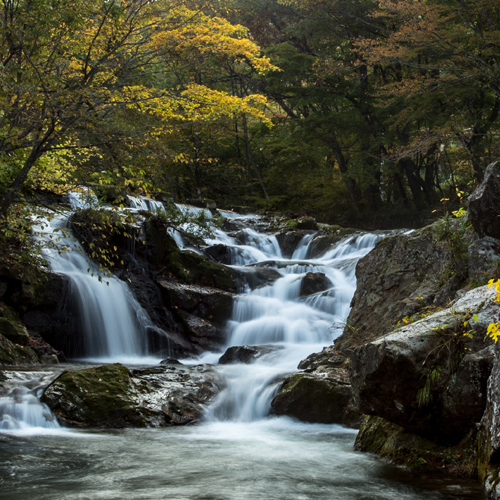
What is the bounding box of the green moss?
[0,333,39,365]
[356,415,478,477]
[145,218,237,292]
[41,363,154,427]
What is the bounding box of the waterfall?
[0,371,61,433]
[203,229,384,423]
[32,194,164,363]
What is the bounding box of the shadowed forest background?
[1,0,499,228]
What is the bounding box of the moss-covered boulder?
[350,285,496,446]
[0,333,39,365]
[145,218,238,292]
[356,415,478,477]
[271,346,360,427]
[271,371,359,427]
[0,317,30,345]
[41,363,224,428]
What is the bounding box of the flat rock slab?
[41,363,224,428]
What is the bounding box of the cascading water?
[0,206,484,499]
[0,371,61,433]
[31,191,162,363]
[203,230,384,422]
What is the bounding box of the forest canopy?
[1,0,499,226]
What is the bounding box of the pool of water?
[0,419,483,500]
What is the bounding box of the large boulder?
[0,333,39,365]
[158,279,233,326]
[469,161,500,239]
[41,363,224,428]
[478,344,500,499]
[335,222,472,352]
[145,218,238,292]
[355,415,479,478]
[271,346,360,427]
[349,285,497,446]
[276,230,312,258]
[157,279,234,352]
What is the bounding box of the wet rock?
[0,333,39,365]
[271,368,360,427]
[205,244,233,265]
[355,415,478,477]
[299,272,332,297]
[271,345,360,427]
[335,223,472,352]
[0,317,30,345]
[230,266,281,290]
[177,312,226,353]
[350,285,497,446]
[157,279,234,326]
[468,237,500,284]
[41,363,224,428]
[160,358,183,365]
[276,231,311,259]
[146,325,194,357]
[218,345,284,364]
[295,217,318,230]
[469,161,500,239]
[145,219,238,292]
[297,347,345,371]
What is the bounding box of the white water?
[31,192,165,364]
[194,229,384,423]
[0,372,60,433]
[0,207,485,498]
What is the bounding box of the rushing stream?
[0,199,484,499]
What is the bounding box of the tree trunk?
[242,114,268,200]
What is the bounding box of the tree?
[0,0,275,217]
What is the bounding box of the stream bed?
[0,199,487,499]
[0,418,484,500]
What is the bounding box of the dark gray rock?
[469,161,500,239]
[276,230,311,259]
[350,285,497,446]
[218,344,284,364]
[295,217,318,230]
[177,312,227,353]
[468,237,500,283]
[41,363,224,428]
[299,272,332,297]
[157,279,234,326]
[335,223,472,352]
[205,244,233,265]
[478,343,500,499]
[271,367,360,427]
[271,345,360,427]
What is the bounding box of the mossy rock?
[145,218,238,292]
[0,333,39,365]
[356,415,478,477]
[271,371,360,427]
[0,317,30,345]
[41,363,154,428]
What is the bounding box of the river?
[0,197,484,499]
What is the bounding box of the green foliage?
[0,205,46,287]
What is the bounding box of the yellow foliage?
[487,279,500,342]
